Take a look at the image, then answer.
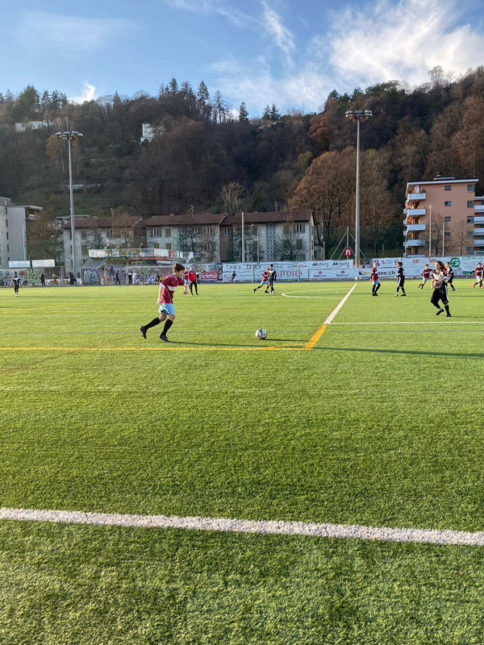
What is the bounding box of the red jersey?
[261,271,269,282]
[161,274,184,304]
[474,266,483,278]
[371,267,379,282]
[188,271,197,282]
[422,268,431,278]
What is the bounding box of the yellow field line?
[305,284,357,350]
[304,324,328,350]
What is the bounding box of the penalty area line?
[305,284,358,349]
[0,507,482,547]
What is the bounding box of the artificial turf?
[0,280,482,643]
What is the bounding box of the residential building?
[404,176,479,256]
[61,215,143,272]
[61,210,315,267]
[0,197,43,268]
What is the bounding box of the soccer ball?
[255,328,267,340]
[354,275,360,281]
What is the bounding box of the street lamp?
[345,109,372,268]
[56,130,83,280]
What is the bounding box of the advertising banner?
[31,259,55,268]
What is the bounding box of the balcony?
[474,215,484,224]
[404,224,426,233]
[406,208,426,216]
[407,192,426,201]
[474,239,484,247]
[475,205,484,213]
[473,228,484,236]
[405,239,426,248]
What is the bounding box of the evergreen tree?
[239,102,249,122]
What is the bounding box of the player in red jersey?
[370,260,381,296]
[418,264,431,289]
[139,263,185,342]
[188,266,198,295]
[253,269,270,293]
[472,262,483,288]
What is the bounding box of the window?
[444,216,451,222]
[164,228,171,237]
[467,184,475,192]
[296,223,306,233]
[467,216,475,223]
[444,185,451,191]
[467,231,474,238]
[444,201,451,207]
[467,247,474,254]
[165,243,172,250]
[283,223,290,234]
[444,231,451,238]
[205,226,214,236]
[296,239,303,250]
[467,200,475,208]
[150,228,161,238]
[223,227,230,236]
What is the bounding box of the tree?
[220,182,244,217]
[239,102,249,123]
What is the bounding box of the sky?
[1,0,483,116]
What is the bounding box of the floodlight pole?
[345,109,373,268]
[56,130,83,280]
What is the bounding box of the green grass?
[0,280,483,643]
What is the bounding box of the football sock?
[162,319,173,335]
[145,317,161,330]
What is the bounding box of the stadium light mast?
[345,109,373,268]
[56,130,83,280]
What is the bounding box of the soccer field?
[0,281,483,644]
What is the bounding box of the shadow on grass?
[313,345,484,359]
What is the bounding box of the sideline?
[0,507,482,547]
[305,284,357,349]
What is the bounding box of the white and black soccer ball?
[255,328,267,340]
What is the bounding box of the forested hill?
[0,69,483,233]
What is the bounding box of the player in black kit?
[12,272,21,296]
[431,260,451,317]
[444,262,456,291]
[395,261,406,296]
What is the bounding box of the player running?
[418,264,431,289]
[139,263,185,342]
[395,261,406,296]
[265,264,277,294]
[253,268,270,293]
[444,262,456,292]
[431,260,451,317]
[472,262,483,289]
[371,260,381,296]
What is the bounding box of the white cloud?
[261,1,295,59]
[163,0,256,28]
[213,0,484,114]
[14,11,132,52]
[69,83,97,104]
[328,0,484,88]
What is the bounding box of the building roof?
[63,210,313,230]
[407,178,478,187]
[223,210,312,225]
[62,215,143,230]
[143,213,226,227]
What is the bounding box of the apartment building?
[61,210,315,267]
[0,197,43,268]
[404,176,479,256]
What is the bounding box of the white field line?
[324,284,358,325]
[331,321,484,325]
[0,507,482,546]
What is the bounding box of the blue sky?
[1,0,483,116]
